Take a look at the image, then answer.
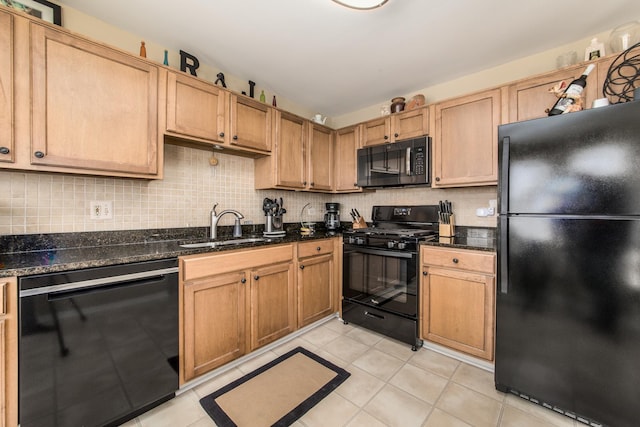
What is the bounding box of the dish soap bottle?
[548,64,595,116]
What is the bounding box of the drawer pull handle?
[364,311,384,320]
[452,258,459,263]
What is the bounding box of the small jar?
[390,97,406,113]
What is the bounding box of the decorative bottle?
[548,64,595,116]
[272,95,277,107]
[163,50,169,66]
[139,41,146,58]
[259,90,266,103]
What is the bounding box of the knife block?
[439,215,455,237]
[352,217,367,229]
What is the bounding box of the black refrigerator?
[496,100,640,427]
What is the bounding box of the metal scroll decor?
[603,41,640,103]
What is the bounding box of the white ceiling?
[60,0,640,117]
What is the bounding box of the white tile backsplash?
[0,144,497,235]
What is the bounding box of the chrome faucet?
[210,204,244,240]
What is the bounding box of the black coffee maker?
[324,202,340,231]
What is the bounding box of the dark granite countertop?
[0,224,339,278]
[422,227,497,252]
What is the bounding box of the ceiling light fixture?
[331,0,389,10]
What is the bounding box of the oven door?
[342,244,418,317]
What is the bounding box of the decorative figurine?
[163,50,169,66]
[139,41,146,58]
[248,80,256,98]
[215,72,227,88]
[179,50,200,76]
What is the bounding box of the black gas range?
[341,205,439,350]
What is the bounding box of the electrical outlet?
[308,208,316,215]
[487,207,495,215]
[489,199,497,209]
[90,201,113,220]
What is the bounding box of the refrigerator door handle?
[499,215,508,294]
[499,137,510,215]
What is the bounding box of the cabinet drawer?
[298,239,334,258]
[181,244,294,281]
[422,247,495,274]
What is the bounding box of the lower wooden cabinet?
[420,247,496,360]
[179,244,295,383]
[297,239,337,327]
[0,277,17,427]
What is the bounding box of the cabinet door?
[0,277,17,427]
[298,253,334,327]
[166,72,227,144]
[433,88,501,187]
[362,117,390,146]
[0,11,13,164]
[183,271,246,382]
[249,261,296,350]
[391,107,428,141]
[30,23,160,177]
[308,124,333,191]
[230,94,272,153]
[508,64,599,123]
[334,125,361,192]
[421,266,495,360]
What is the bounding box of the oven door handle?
[344,246,414,259]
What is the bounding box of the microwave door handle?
[406,147,412,175]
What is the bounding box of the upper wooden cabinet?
[27,22,161,178]
[0,10,13,165]
[229,94,272,153]
[307,123,333,192]
[432,88,504,187]
[508,63,599,123]
[362,107,428,146]
[334,125,362,193]
[165,72,228,145]
[254,110,307,190]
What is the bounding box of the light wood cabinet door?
[0,277,17,427]
[230,94,272,153]
[420,247,496,360]
[182,271,247,382]
[308,124,333,191]
[433,88,502,187]
[361,117,390,146]
[166,72,227,144]
[298,253,334,327]
[254,110,306,189]
[0,11,14,165]
[390,107,428,141]
[249,261,296,350]
[334,125,361,192]
[29,23,160,177]
[508,63,599,123]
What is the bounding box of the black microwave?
[357,136,431,188]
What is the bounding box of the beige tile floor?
[122,318,580,427]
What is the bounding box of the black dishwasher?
[19,258,179,427]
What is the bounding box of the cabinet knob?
[310,182,315,187]
[240,278,246,284]
[34,151,45,158]
[354,183,358,187]
[254,275,260,280]
[316,246,321,251]
[219,132,225,137]
[384,135,389,140]
[422,271,427,276]
[303,181,307,186]
[233,135,238,140]
[0,146,9,155]
[452,258,459,264]
[394,133,399,138]
[300,265,305,270]
[435,177,440,182]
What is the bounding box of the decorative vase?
[390,97,406,113]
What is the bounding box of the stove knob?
[397,242,406,250]
[387,241,396,249]
[347,236,356,244]
[356,237,365,245]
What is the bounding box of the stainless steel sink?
[180,237,269,249]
